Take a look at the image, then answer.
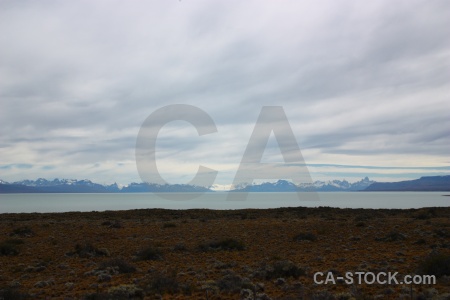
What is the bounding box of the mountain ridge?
[364,175,450,191]
[1,175,449,193]
[230,177,375,192]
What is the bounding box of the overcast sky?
[1,0,449,187]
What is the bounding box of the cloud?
[0,163,33,170]
[0,0,449,184]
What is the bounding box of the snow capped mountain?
[210,184,233,191]
[2,176,448,193]
[0,179,210,193]
[0,178,120,193]
[14,178,94,187]
[0,177,375,193]
[120,182,211,193]
[233,177,375,192]
[232,180,298,192]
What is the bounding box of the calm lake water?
[0,192,449,213]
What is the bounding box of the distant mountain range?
[0,178,209,193]
[232,177,375,192]
[0,175,449,193]
[364,175,450,191]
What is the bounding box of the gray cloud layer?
[1,0,449,184]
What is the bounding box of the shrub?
[83,292,113,300]
[293,232,317,242]
[414,212,431,220]
[140,270,180,294]
[311,290,336,300]
[108,284,144,298]
[136,245,162,261]
[0,239,24,256]
[99,258,136,273]
[101,220,122,228]
[355,221,366,227]
[0,286,29,299]
[335,292,353,300]
[417,252,450,278]
[199,238,245,252]
[434,229,449,238]
[254,260,305,280]
[414,238,427,245]
[216,273,253,293]
[173,243,187,252]
[10,226,34,237]
[162,223,177,228]
[74,242,109,258]
[375,231,406,242]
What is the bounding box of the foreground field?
[1,206,449,299]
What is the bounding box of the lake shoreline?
[1,205,450,217]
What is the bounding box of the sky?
[1,0,449,188]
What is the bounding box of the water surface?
[1,192,449,213]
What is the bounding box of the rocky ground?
[0,206,449,299]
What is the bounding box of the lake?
[0,192,449,213]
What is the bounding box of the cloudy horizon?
[1,0,449,187]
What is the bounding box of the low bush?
[254,260,305,280]
[417,252,450,278]
[99,258,136,273]
[0,239,24,256]
[135,245,163,261]
[414,238,427,245]
[74,242,109,258]
[293,232,317,242]
[355,221,366,227]
[10,226,34,237]
[101,220,122,228]
[0,286,29,299]
[108,284,144,298]
[199,238,245,252]
[375,231,406,242]
[83,292,115,300]
[162,222,177,228]
[434,229,449,238]
[216,273,253,293]
[139,270,193,295]
[172,243,187,252]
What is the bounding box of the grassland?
[0,206,449,299]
